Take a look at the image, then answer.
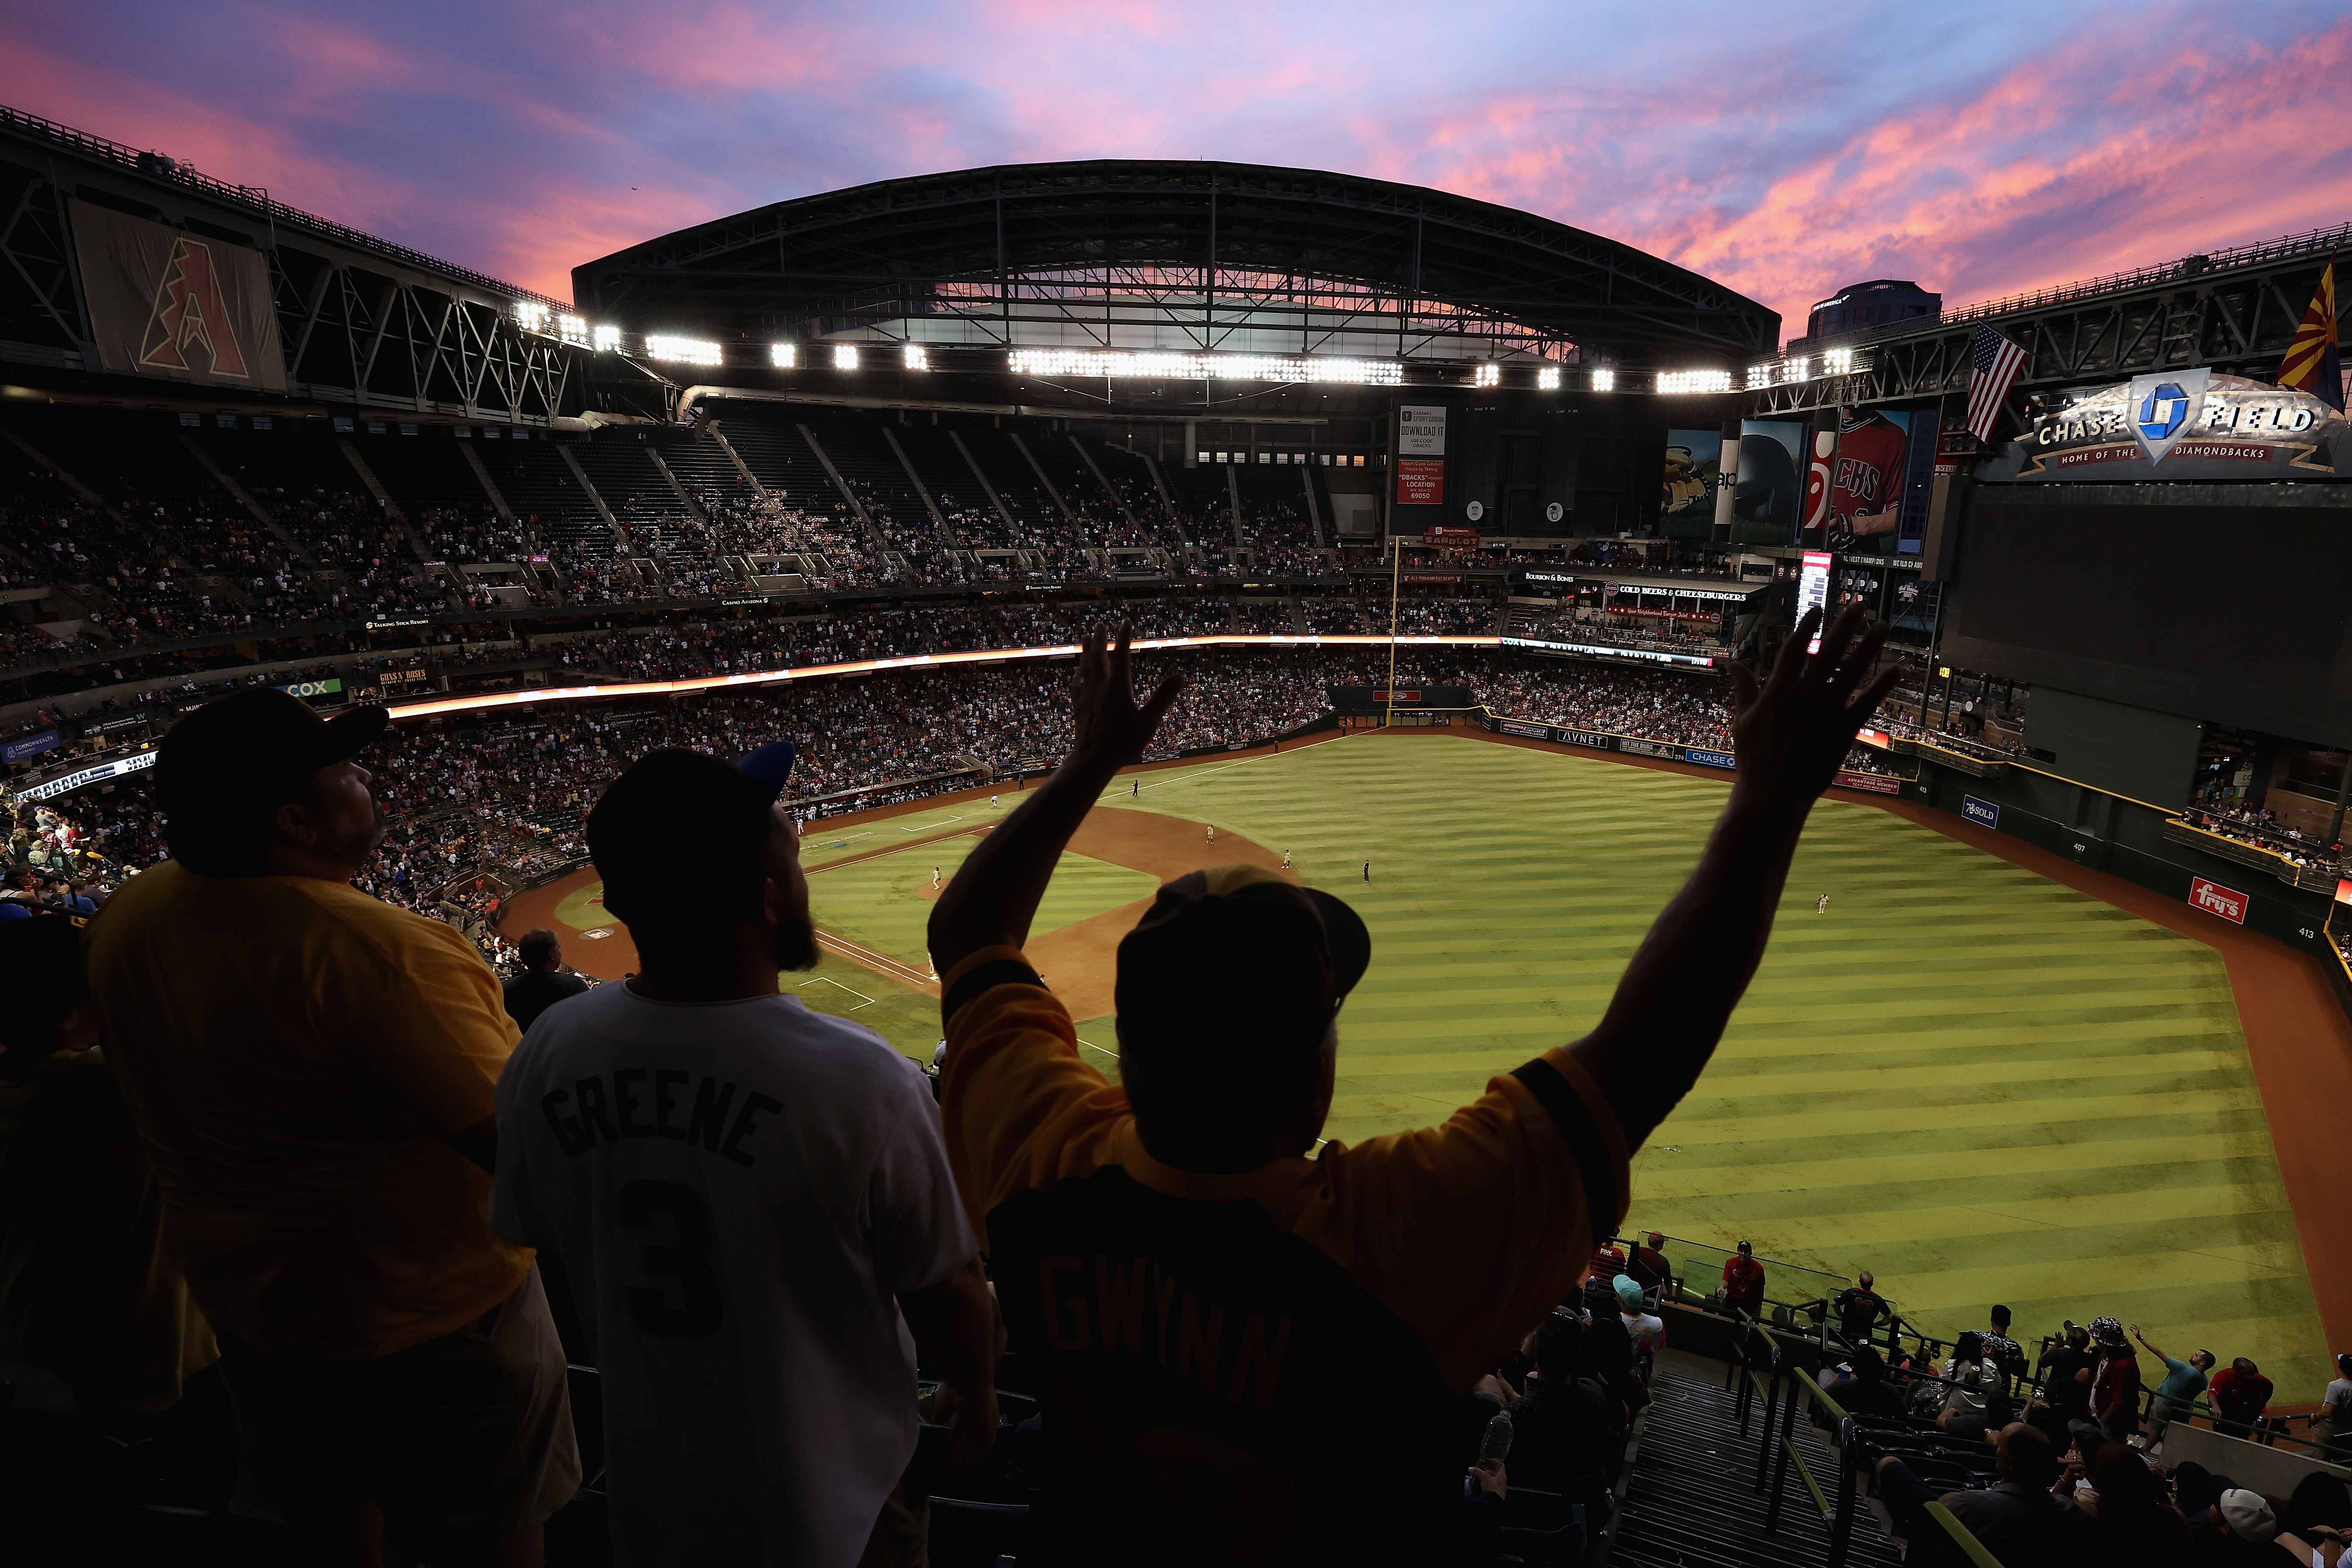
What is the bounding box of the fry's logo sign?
[139,237,251,379]
[2188,876,2247,925]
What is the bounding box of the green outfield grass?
[799,732,2328,1391]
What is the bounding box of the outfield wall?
[1469,707,2337,965]
[1906,754,2335,958]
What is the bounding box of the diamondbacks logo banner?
[67,198,287,391]
[1978,369,2349,482]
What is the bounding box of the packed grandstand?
[3,89,2350,1568]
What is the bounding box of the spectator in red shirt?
[2088,1316,2141,1441]
[1629,1232,1672,1291]
[1722,1241,1766,1318]
[2208,1358,2275,1433]
[1588,1239,1627,1283]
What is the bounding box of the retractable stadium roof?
[574,160,1778,373]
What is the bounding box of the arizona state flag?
[2279,258,2343,412]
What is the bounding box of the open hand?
[1070,629,1184,770]
[1728,605,1901,806]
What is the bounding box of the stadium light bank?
[385,633,1499,721]
[1004,350,1405,385]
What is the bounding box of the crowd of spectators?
[1802,1299,2352,1564]
[2188,802,2343,871]
[1482,662,1741,749]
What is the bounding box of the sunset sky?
[9,3,2349,343]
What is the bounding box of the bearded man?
[490,743,995,1568]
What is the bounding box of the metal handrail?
[1920,1502,2006,1568]
[1782,1433,1833,1520]
[1791,1366,1850,1427]
[1766,1366,1836,1532]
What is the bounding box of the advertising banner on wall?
[1732,421,1803,541]
[1398,405,1447,456]
[1395,405,1447,507]
[1822,408,1911,551]
[1661,429,1724,538]
[67,200,287,392]
[1978,370,2352,481]
[1395,460,1444,505]
[1802,424,1836,541]
[3,729,61,764]
[2188,875,2249,923]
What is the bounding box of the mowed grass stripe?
[1117,732,2326,1390]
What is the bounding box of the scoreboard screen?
[1797,550,1833,652]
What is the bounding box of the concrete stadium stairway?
[1609,1366,1900,1568]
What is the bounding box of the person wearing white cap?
[2215,1488,2290,1559]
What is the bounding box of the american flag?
[1964,324,2027,442]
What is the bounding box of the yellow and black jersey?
[939,945,1630,1565]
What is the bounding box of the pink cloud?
[6,2,2349,343]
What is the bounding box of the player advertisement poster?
[1820,408,1912,552]
[1731,421,1803,542]
[1660,429,1723,538]
[1976,369,2352,481]
[68,199,287,391]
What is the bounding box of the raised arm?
[2130,1323,2170,1365]
[1567,605,1898,1149]
[929,633,1182,979]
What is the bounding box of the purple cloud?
[4,2,2347,343]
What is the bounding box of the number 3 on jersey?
[618,1180,724,1338]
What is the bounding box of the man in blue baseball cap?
[490,740,997,1568]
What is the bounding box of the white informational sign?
[1797,550,1833,653]
[1465,500,1484,522]
[18,749,156,801]
[1398,406,1447,457]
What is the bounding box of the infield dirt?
[500,806,1286,1024]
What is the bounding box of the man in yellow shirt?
[85,689,577,1565]
[929,608,1897,1564]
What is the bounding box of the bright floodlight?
[512,301,551,335]
[902,344,929,370]
[1472,362,1501,387]
[1823,347,1855,375]
[1536,366,1561,390]
[1657,369,1734,394]
[770,343,797,368]
[1748,362,1775,389]
[1787,355,1812,382]
[592,324,623,352]
[1003,349,1403,386]
[646,335,723,367]
[558,314,590,347]
[1591,368,1616,392]
[833,344,860,370]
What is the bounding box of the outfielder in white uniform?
[492,743,993,1568]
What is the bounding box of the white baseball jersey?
[491,984,974,1568]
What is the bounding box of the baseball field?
[510,727,2333,1393]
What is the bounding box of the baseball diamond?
[506,726,2334,1397]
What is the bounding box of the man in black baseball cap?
[495,736,998,1565]
[584,740,819,982]
[1112,862,1370,1169]
[154,686,390,875]
[929,611,1898,1563]
[85,684,580,1560]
